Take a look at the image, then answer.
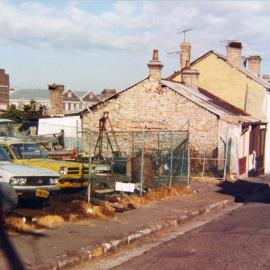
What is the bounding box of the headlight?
[10,177,19,185]
[49,178,59,185]
[10,177,27,185]
[59,167,68,175]
[18,178,27,185]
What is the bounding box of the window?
[10,144,49,159]
[0,145,12,161]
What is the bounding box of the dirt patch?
[5,185,192,232]
[5,217,35,233]
[191,176,221,185]
[37,215,65,228]
[118,185,193,208]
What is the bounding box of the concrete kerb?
[30,198,234,270]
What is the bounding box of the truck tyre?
[0,183,18,215]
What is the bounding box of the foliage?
[0,105,23,122]
[0,100,47,122]
[22,100,46,120]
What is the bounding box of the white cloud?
[0,0,270,59]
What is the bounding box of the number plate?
[36,189,49,199]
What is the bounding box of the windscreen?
[10,144,49,159]
[0,145,12,161]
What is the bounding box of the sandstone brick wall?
[82,79,218,155]
[0,69,9,110]
[49,84,64,115]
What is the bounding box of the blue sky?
[0,1,270,93]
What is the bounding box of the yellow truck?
[1,142,89,189]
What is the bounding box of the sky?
[0,0,270,93]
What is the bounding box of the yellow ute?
[1,142,89,189]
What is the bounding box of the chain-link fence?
[77,129,189,195]
[0,118,232,202]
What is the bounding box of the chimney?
[227,41,243,67]
[48,83,64,115]
[263,74,270,83]
[181,68,200,90]
[0,69,10,110]
[147,49,163,82]
[247,55,261,76]
[180,41,191,69]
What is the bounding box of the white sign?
[115,182,135,193]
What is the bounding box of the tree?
[0,100,47,122]
[22,100,46,120]
[0,105,23,122]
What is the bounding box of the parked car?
[1,142,89,189]
[0,145,59,214]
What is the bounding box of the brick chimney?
[227,41,243,67]
[181,68,200,90]
[247,55,261,76]
[0,69,10,110]
[180,41,191,69]
[263,74,270,83]
[148,49,163,82]
[48,83,64,115]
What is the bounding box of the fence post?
[87,129,92,204]
[76,120,79,152]
[223,130,229,181]
[187,120,190,186]
[202,151,206,178]
[140,127,145,196]
[169,130,173,189]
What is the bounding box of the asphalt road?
[108,192,270,270]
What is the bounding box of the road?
[77,191,270,270]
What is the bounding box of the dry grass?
[191,176,221,185]
[5,217,35,233]
[37,215,65,228]
[119,185,193,208]
[5,185,192,232]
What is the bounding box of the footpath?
[0,177,269,270]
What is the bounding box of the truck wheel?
[0,183,18,215]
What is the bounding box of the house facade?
[10,88,101,115]
[168,41,269,175]
[81,50,256,177]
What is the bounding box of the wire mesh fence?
[78,129,190,194]
[0,118,232,202]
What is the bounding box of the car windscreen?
[10,144,49,159]
[0,145,12,161]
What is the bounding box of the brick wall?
[49,84,64,115]
[82,79,218,155]
[0,69,9,110]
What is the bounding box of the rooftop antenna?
[178,28,192,42]
[167,28,193,56]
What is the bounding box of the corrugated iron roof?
[161,80,259,124]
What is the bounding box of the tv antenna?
[178,28,192,42]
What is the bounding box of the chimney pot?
[181,68,200,90]
[180,42,191,69]
[227,41,243,67]
[247,55,261,76]
[153,49,159,61]
[147,49,163,82]
[263,74,270,83]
